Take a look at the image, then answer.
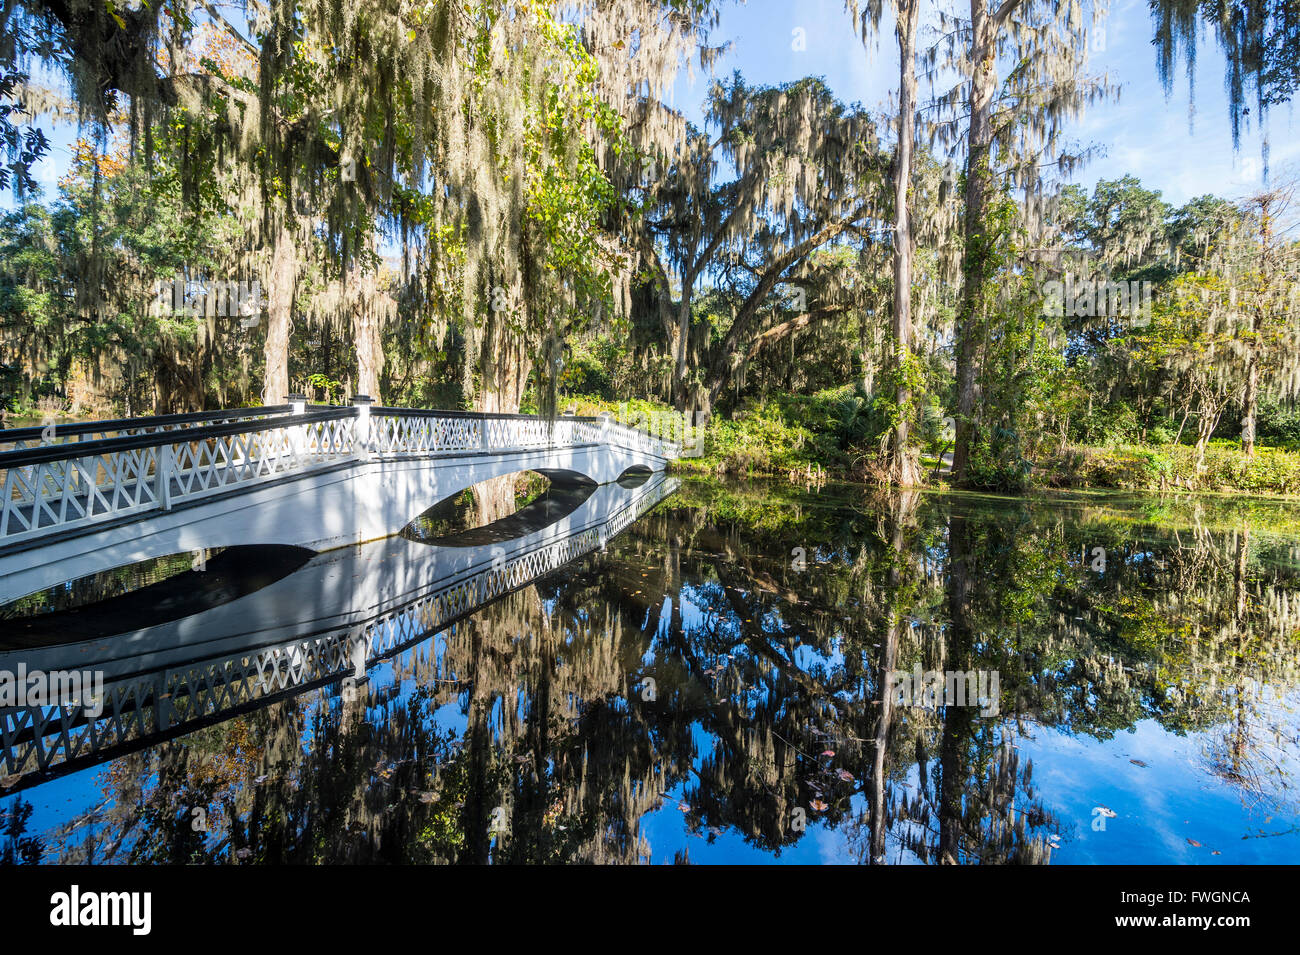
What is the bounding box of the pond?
[2,476,1298,864]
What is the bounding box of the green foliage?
[556,337,619,399]
[965,425,1034,492]
[1041,442,1300,495]
[960,191,1074,490]
[669,386,892,476]
[1254,395,1300,450]
[828,383,889,450]
[304,373,344,405]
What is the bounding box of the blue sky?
[670,0,1295,208]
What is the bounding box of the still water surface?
[2,477,1298,864]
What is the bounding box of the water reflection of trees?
[21,481,1300,864]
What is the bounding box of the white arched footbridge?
[0,401,678,601]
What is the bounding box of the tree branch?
[742,304,853,363]
[992,0,1025,30]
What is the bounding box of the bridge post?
[285,394,307,464]
[341,626,369,707]
[352,394,374,460]
[155,445,173,511]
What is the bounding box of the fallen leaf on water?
[1187,838,1202,847]
[837,769,855,782]
[1129,759,1148,767]
[810,799,829,812]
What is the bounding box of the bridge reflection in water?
[0,473,678,791]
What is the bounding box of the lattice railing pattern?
[1,417,356,542]
[370,415,482,454]
[0,476,677,784]
[598,419,679,459]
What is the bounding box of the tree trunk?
[1241,355,1258,457]
[939,510,975,862]
[1242,195,1272,459]
[870,488,917,862]
[474,473,522,526]
[476,292,534,414]
[951,0,1009,486]
[350,264,385,403]
[262,219,296,406]
[673,292,692,411]
[890,0,922,487]
[1195,403,1223,468]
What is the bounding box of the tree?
[639,75,890,417]
[936,0,1110,485]
[1195,183,1300,457]
[3,0,719,413]
[848,0,925,486]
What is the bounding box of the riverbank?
[558,388,872,480]
[1026,442,1300,496]
[662,394,1300,497]
[554,389,1300,496]
[682,402,1300,498]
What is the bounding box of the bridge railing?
[0,405,295,451]
[367,408,679,460]
[0,408,359,545]
[0,406,679,547]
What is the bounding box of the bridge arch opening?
[0,545,316,648]
[616,465,654,487]
[400,470,595,546]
